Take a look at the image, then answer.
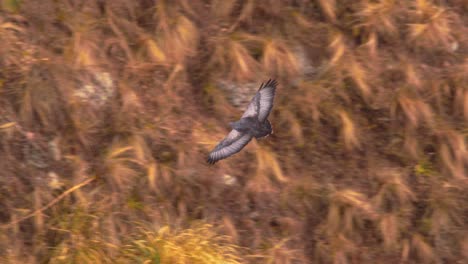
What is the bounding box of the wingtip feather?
[259,78,278,90]
[258,82,265,90]
[207,157,216,165]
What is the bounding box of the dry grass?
[0,0,467,263]
[119,224,243,264]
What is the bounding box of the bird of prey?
[207,79,277,164]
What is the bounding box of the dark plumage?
[207,79,277,164]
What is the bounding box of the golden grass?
[0,0,467,263]
[261,38,301,80]
[408,0,455,50]
[337,110,361,151]
[317,0,336,23]
[208,34,260,82]
[119,224,243,264]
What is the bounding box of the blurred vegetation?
[0,0,467,263]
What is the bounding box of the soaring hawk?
[207,79,277,164]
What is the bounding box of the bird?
[207,79,277,164]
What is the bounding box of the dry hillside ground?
[0,0,467,263]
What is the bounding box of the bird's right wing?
[256,79,277,122]
[207,129,253,164]
[241,92,260,118]
[241,79,277,122]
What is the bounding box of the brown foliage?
[0,0,467,263]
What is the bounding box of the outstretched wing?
[207,129,253,164]
[241,91,260,118]
[241,79,277,122]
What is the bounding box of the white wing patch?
[241,93,260,118]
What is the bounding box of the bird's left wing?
[207,129,253,164]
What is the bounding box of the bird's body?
[229,117,272,139]
[207,79,277,164]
